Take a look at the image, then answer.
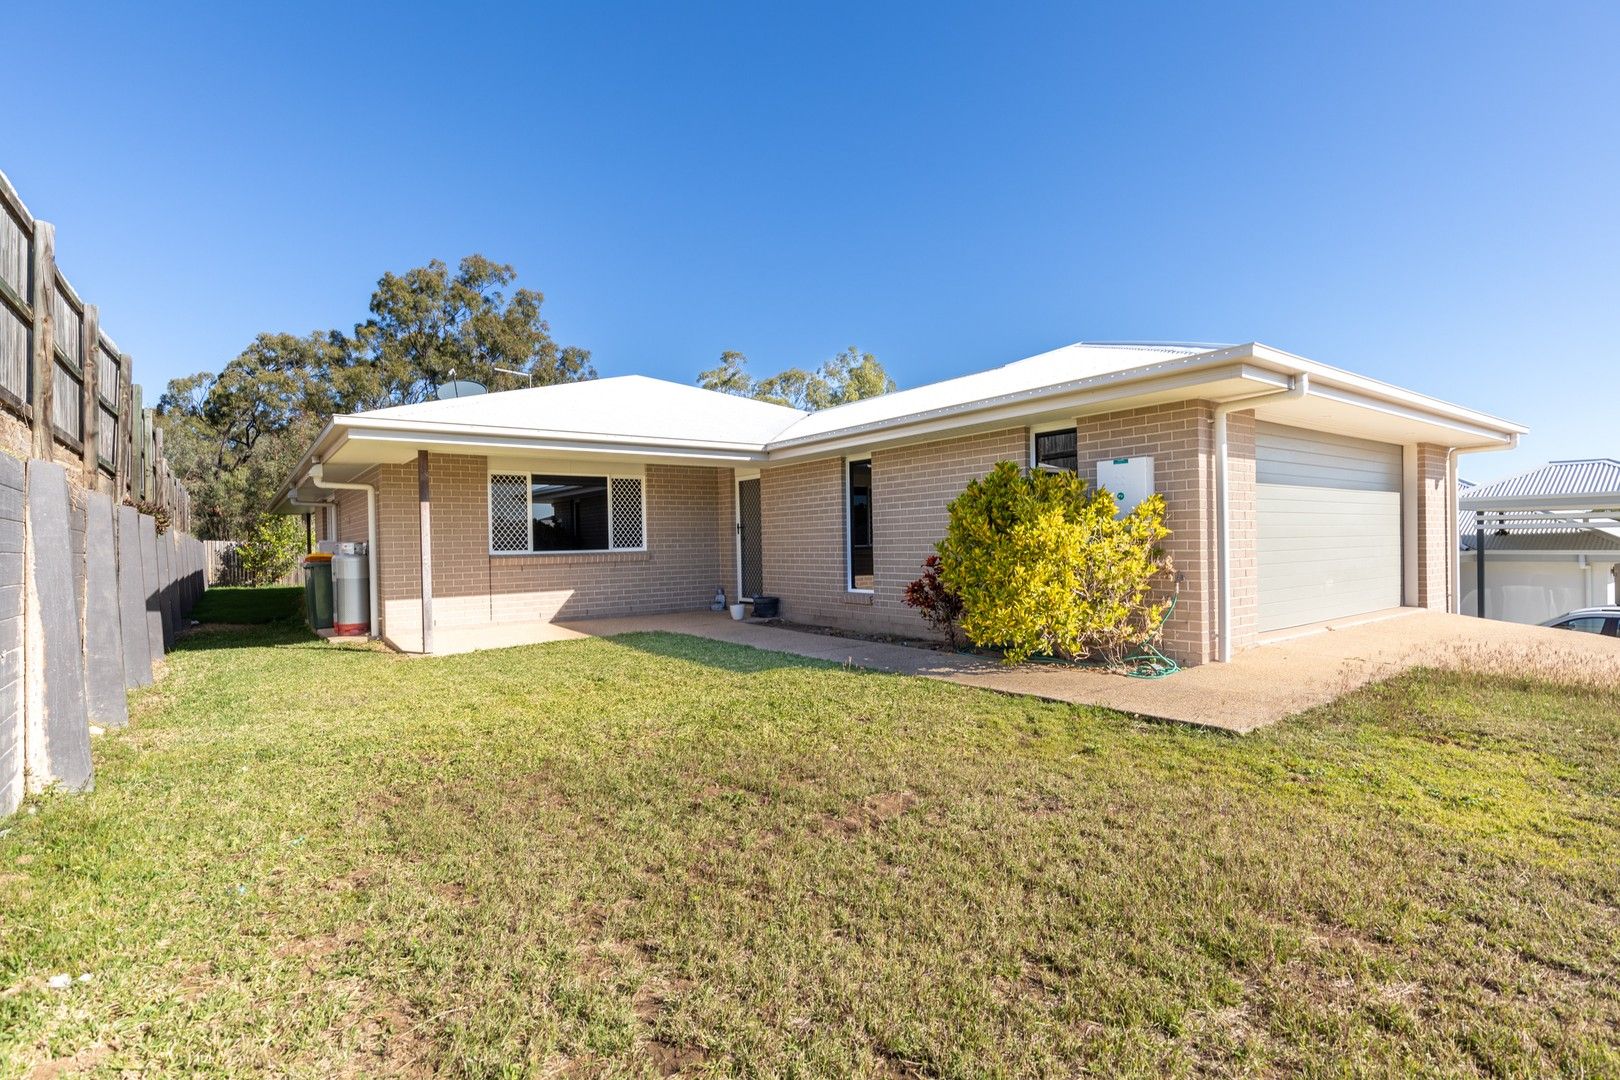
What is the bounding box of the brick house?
[272,342,1524,665]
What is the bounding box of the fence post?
[130,386,143,500]
[80,304,98,482]
[27,221,55,460]
[115,353,132,499]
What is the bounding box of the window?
[848,459,873,590]
[1555,616,1611,635]
[490,472,645,554]
[1035,428,1078,472]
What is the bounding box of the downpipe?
[1213,374,1309,662]
[305,463,379,638]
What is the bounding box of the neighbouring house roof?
[1458,459,1620,554]
[275,339,1527,511]
[1460,459,1620,503]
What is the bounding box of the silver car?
[1540,607,1620,637]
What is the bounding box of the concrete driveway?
[550,609,1620,733]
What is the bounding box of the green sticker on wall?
[1116,491,1126,500]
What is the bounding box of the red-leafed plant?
[903,554,965,647]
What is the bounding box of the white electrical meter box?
[1096,456,1154,517]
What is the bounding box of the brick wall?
[1224,410,1259,652]
[335,478,371,543]
[376,453,727,651]
[871,428,1030,633]
[1414,443,1451,609]
[758,456,850,631]
[1074,402,1217,665]
[758,427,1029,639]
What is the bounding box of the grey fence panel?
[140,515,162,670]
[117,504,151,688]
[69,487,86,622]
[0,455,23,816]
[23,461,90,793]
[157,531,174,647]
[83,492,126,728]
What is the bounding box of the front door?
[737,476,763,600]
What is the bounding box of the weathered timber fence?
[203,539,305,587]
[0,456,203,816]
[0,168,190,529]
[0,168,205,817]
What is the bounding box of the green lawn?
[187,584,305,625]
[2,606,1618,1077]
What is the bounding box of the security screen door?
[738,477,763,600]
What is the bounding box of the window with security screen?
[489,471,646,553]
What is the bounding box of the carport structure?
[1459,460,1620,622]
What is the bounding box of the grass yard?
[187,584,305,625]
[2,601,1618,1077]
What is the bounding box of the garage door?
[1257,422,1402,632]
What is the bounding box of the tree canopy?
[696,346,897,411]
[158,256,592,539]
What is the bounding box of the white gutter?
[305,463,379,638]
[1213,374,1309,662]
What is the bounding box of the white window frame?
[1032,426,1079,473]
[846,457,874,594]
[487,462,648,556]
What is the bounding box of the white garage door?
[1257,422,1402,633]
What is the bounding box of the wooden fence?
[204,539,306,587]
[0,168,190,529]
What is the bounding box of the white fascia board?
[338,415,773,455]
[268,418,343,514]
[1246,344,1527,439]
[1292,380,1518,447]
[340,424,770,464]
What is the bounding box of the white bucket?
[729,603,746,620]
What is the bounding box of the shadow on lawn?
[172,619,322,652]
[595,629,892,677]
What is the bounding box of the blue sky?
[6,2,1616,481]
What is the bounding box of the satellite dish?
[436,380,487,400]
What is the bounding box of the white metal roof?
[769,342,1218,444]
[357,374,806,448]
[275,339,1528,510]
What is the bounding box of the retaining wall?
[0,456,203,815]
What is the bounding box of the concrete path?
[543,609,1620,733]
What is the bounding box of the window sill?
[489,549,652,565]
[842,590,875,606]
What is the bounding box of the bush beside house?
[911,461,1172,664]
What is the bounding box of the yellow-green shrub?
[936,461,1172,664]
